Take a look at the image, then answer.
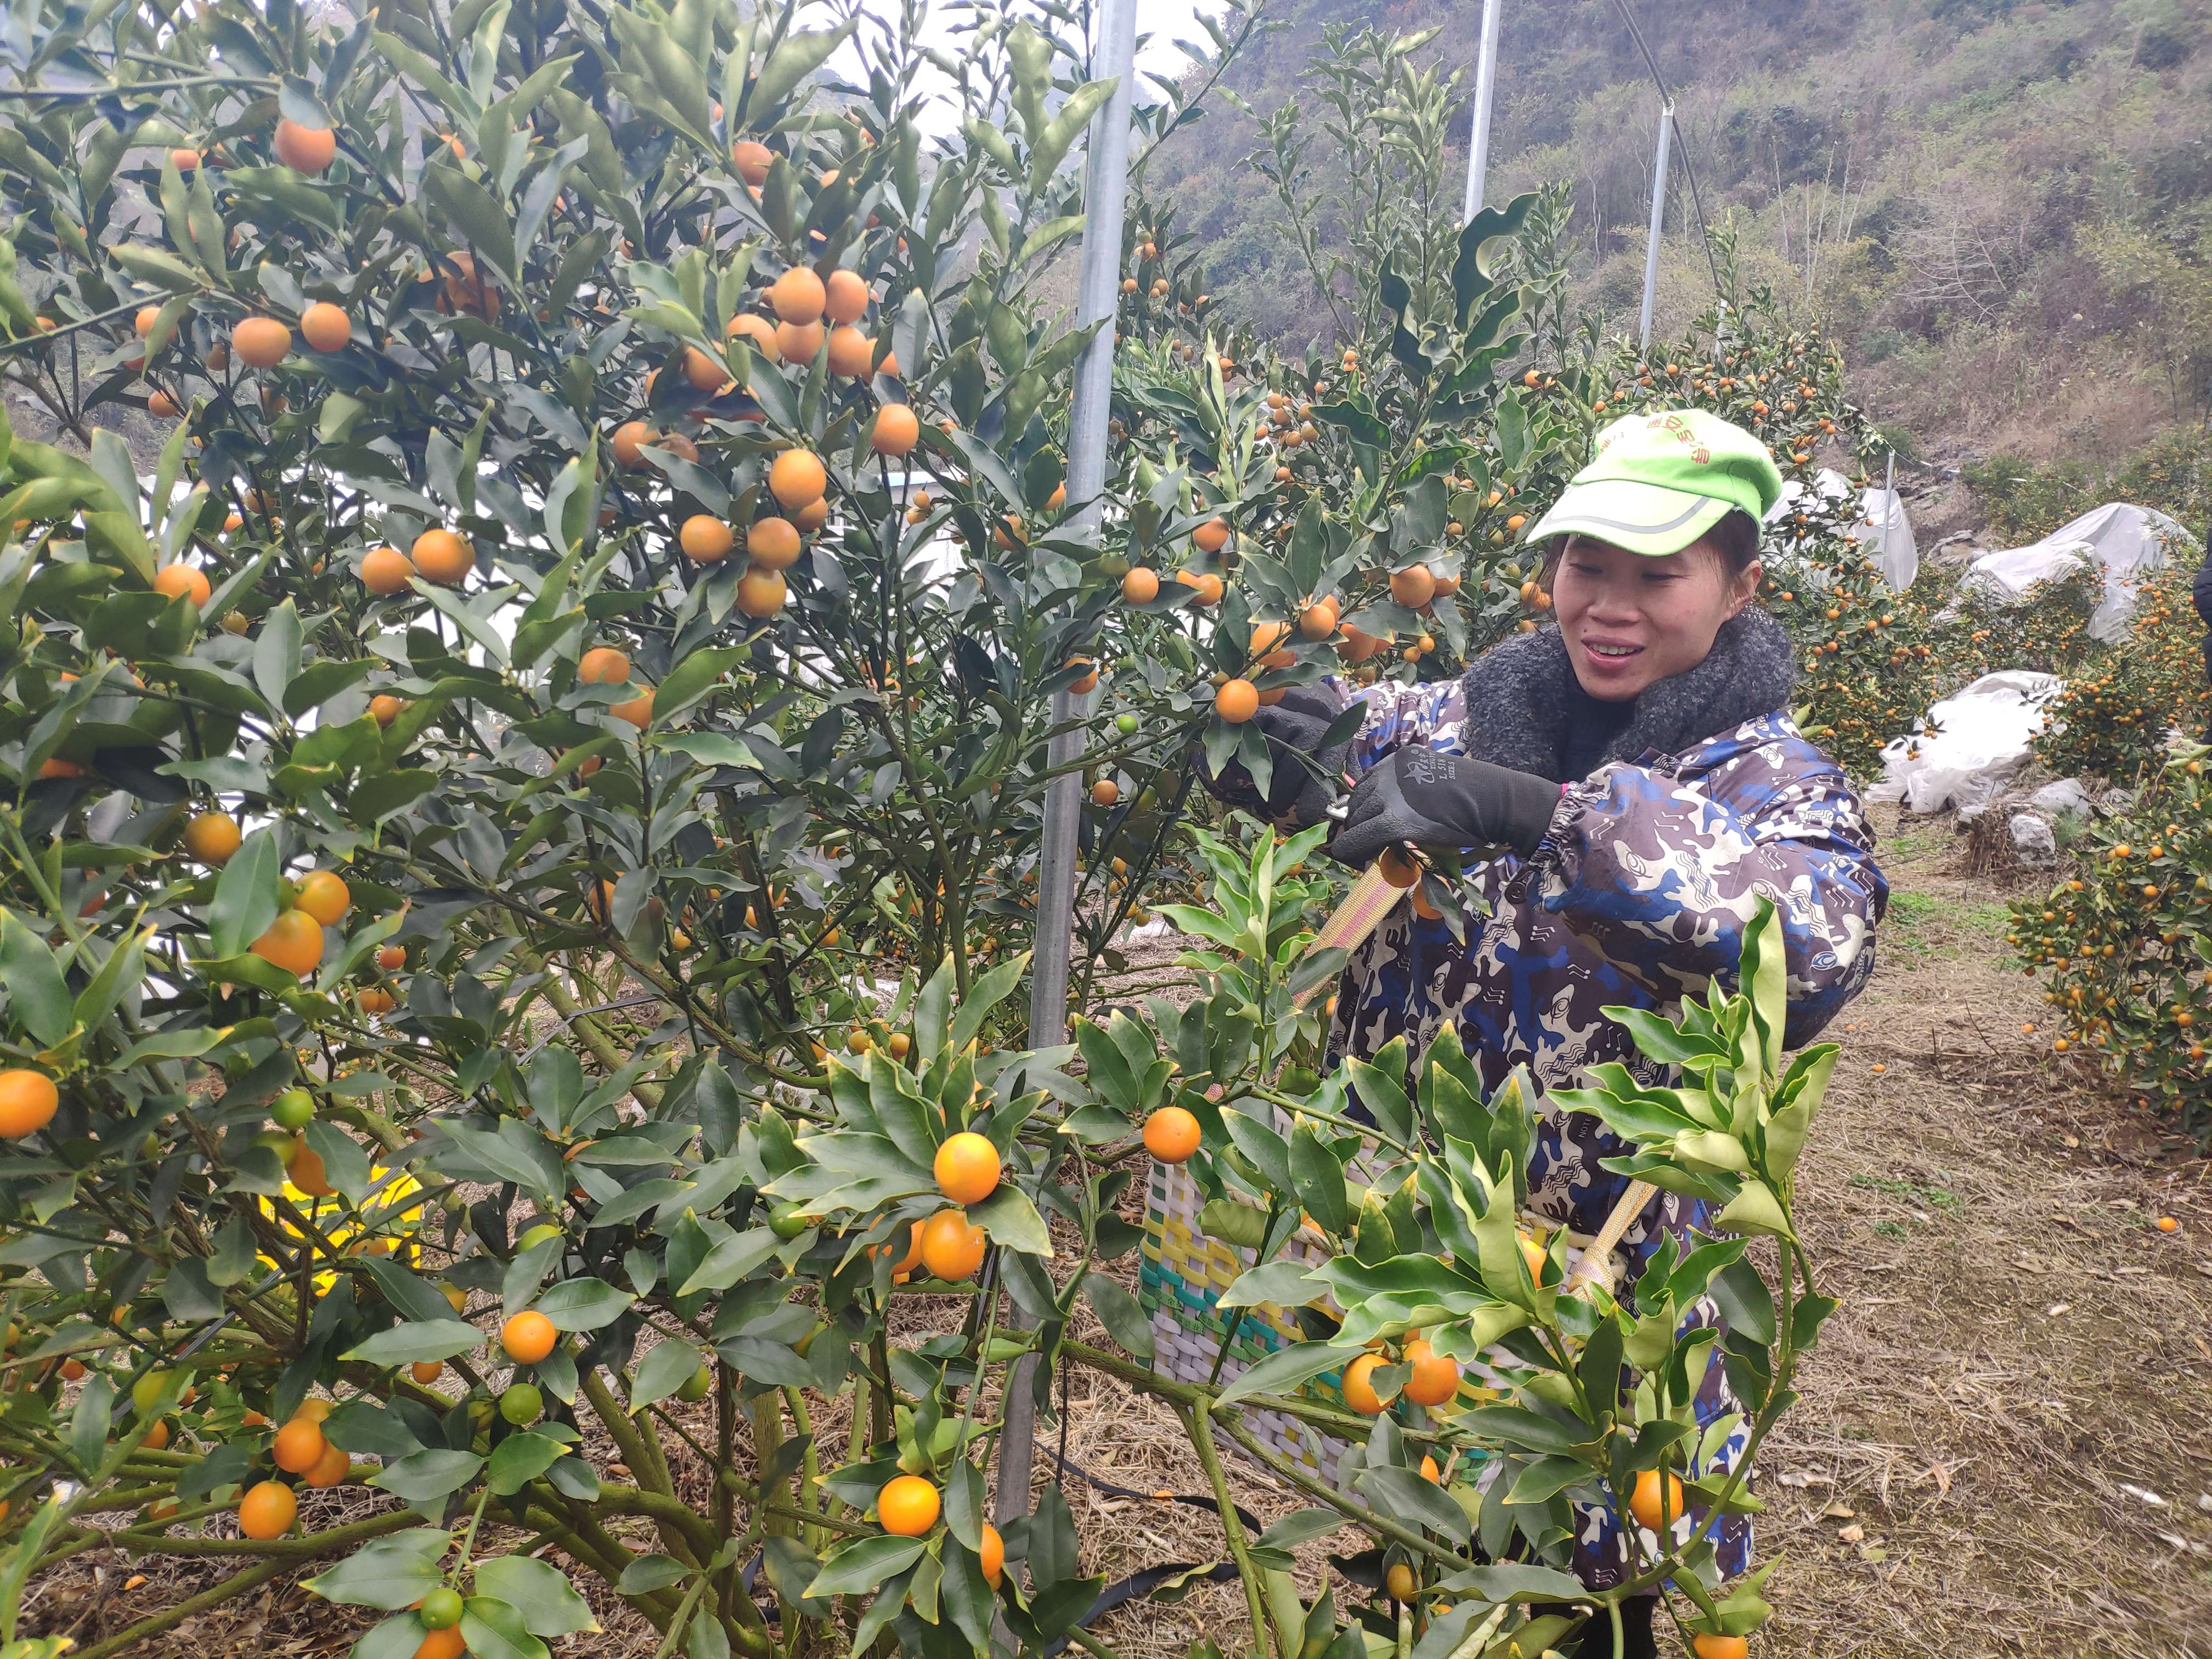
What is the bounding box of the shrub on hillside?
[2032,551,2212,780]
[2006,742,2212,1147]
[1965,427,2212,547]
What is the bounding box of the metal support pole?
[1460,0,1503,225]
[1001,0,1138,1537]
[1637,100,1673,356]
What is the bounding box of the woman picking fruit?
[1204,409,1888,1656]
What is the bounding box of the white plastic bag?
[1852,484,1918,593]
[1764,467,1918,591]
[1867,671,2066,815]
[1965,503,2198,641]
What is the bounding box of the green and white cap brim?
[1522,478,1735,558]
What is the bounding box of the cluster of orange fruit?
[170,811,408,1013]
[236,1395,347,1542]
[129,119,343,419]
[2033,561,2212,780]
[177,811,354,977]
[2007,755,2211,1141]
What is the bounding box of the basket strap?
[1292,862,1404,1007]
[1561,1179,1658,1294]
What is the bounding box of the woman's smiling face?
[1550,533,1763,701]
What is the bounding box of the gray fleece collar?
[1455,607,1799,782]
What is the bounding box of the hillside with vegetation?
[1143,0,2212,476]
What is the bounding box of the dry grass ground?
[26,807,2212,1657]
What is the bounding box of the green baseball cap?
[1523,408,1784,557]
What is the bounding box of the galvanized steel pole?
[1637,99,1673,355]
[1461,0,1503,225]
[1000,0,1138,1534]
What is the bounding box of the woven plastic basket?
[1140,1153,1362,1482]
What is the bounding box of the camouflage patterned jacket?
[1324,669,1887,1588]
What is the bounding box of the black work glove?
[1197,685,1351,827]
[1327,747,1561,868]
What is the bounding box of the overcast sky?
[848,0,1230,132]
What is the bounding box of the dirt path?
[1754,806,2212,1657]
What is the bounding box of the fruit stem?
[649,1571,713,1659]
[1212,1409,1460,1569]
[1179,1401,1276,1659]
[453,1487,492,1573]
[582,1370,686,1514]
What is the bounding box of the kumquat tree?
[0,0,1864,1656]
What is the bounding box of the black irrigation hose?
[1037,1446,1263,1656]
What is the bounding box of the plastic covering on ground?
[1965,503,2200,642]
[1764,466,1918,591]
[1866,670,2066,815]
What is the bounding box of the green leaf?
[615,1555,691,1594]
[628,1339,707,1412]
[284,658,379,718]
[111,241,205,293]
[0,908,73,1047]
[651,645,746,725]
[208,830,281,960]
[1218,1260,1325,1311]
[486,1432,567,1497]
[1018,214,1086,265]
[370,1448,486,1502]
[968,1183,1052,1257]
[947,951,1031,1055]
[1737,898,1788,1079]
[1026,79,1118,195]
[1357,1464,1472,1540]
[749,19,857,115]
[1288,1122,1350,1236]
[1342,1057,1413,1149]
[1433,1560,1591,1606]
[63,920,142,1039]
[1216,1341,1356,1407]
[1500,1454,1590,1506]
[1762,1044,1837,1180]
[1714,1178,1793,1239]
[530,1277,634,1330]
[304,1530,450,1609]
[1080,1271,1154,1360]
[675,1227,779,1297]
[803,1534,926,1599]
[1710,1259,1775,1346]
[351,769,441,823]
[473,1556,599,1637]
[424,165,517,283]
[253,600,303,714]
[913,955,954,1068]
[341,1320,486,1365]
[460,1596,552,1659]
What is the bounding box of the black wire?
[1608,0,1725,302]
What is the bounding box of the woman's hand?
[1326,748,1561,866]
[1195,685,1350,826]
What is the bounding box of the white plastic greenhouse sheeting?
[1764,467,1918,591]
[1866,670,2066,816]
[1965,503,2199,642]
